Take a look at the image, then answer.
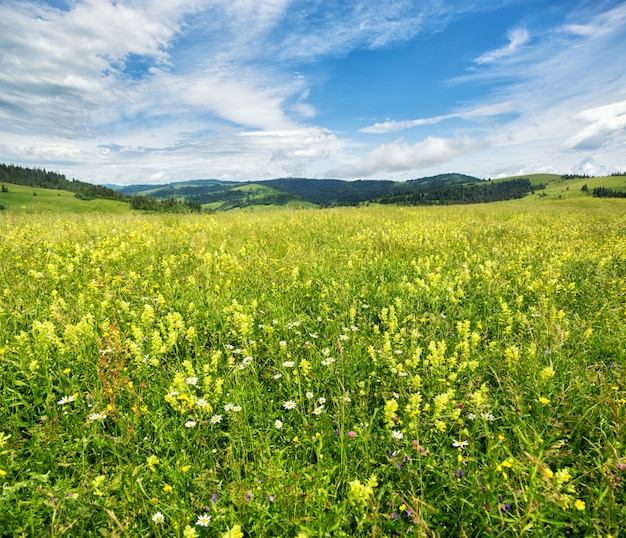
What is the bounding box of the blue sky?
[1,0,625,185]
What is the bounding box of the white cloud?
[563,100,626,150]
[1,1,625,184]
[359,102,515,134]
[475,27,530,65]
[328,136,485,178]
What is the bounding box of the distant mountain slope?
[115,179,235,196]
[111,173,484,208]
[264,173,482,205]
[263,178,396,205]
[405,173,481,188]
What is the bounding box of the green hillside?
[0,182,129,214]
[497,173,626,202]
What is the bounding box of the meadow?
[1,199,625,537]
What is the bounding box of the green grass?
[1,197,626,537]
[0,182,129,214]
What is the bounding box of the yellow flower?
[539,396,550,405]
[163,484,173,493]
[574,499,585,511]
[222,524,244,538]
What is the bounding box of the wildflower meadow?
[1,200,625,536]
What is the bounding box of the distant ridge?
[16,162,618,210]
[110,173,483,208]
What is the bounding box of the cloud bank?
[0,1,625,184]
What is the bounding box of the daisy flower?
[196,398,209,408]
[283,400,297,410]
[282,361,295,368]
[391,430,404,440]
[57,395,76,405]
[210,415,222,424]
[452,440,469,448]
[274,419,283,429]
[305,391,314,399]
[313,406,324,415]
[152,512,165,524]
[185,377,198,386]
[88,412,108,421]
[185,420,197,428]
[196,514,212,526]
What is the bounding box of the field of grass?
[1,199,625,537]
[0,183,129,214]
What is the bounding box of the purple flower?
[454,469,465,479]
[245,492,253,502]
[211,493,218,504]
[391,512,399,520]
[268,495,275,502]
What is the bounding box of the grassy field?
[1,198,625,537]
[0,183,129,214]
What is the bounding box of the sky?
[1,0,625,185]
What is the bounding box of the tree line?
[591,187,626,198]
[377,178,538,206]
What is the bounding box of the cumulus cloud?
[329,136,486,178]
[475,27,530,65]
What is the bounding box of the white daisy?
[196,514,211,526]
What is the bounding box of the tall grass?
[1,201,625,536]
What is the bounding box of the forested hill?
[116,173,484,208]
[0,163,125,201]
